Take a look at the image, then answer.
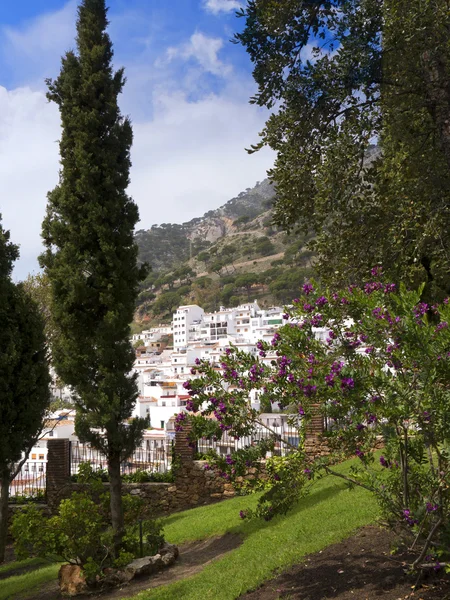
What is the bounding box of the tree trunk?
[0,474,10,564]
[422,50,450,171]
[108,452,124,557]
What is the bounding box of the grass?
[126,460,379,599]
[0,458,379,600]
[0,556,48,576]
[0,563,60,600]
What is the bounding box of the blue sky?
[0,0,274,279]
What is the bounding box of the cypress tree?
[0,220,51,562]
[40,0,147,552]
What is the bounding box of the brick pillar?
[174,423,195,469]
[304,404,327,458]
[46,438,71,510]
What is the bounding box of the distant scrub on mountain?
[133,179,317,327]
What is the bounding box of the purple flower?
[379,456,389,468]
[413,302,428,321]
[303,303,314,313]
[365,346,374,354]
[364,281,383,294]
[195,358,201,365]
[298,405,305,416]
[356,423,365,431]
[402,508,418,526]
[271,333,281,346]
[316,296,328,307]
[325,373,335,387]
[183,380,191,390]
[203,463,211,470]
[273,473,280,481]
[311,313,323,327]
[355,449,364,459]
[303,384,317,397]
[225,455,234,465]
[283,313,289,320]
[423,410,431,423]
[371,266,383,277]
[303,283,314,295]
[190,368,197,375]
[435,321,448,333]
[426,502,438,513]
[239,510,247,519]
[340,377,355,390]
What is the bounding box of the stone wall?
[45,460,232,516]
[45,417,329,516]
[46,424,234,516]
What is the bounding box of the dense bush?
[11,464,164,584]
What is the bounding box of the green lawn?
[0,563,60,600]
[0,459,379,600]
[0,556,48,576]
[126,463,379,599]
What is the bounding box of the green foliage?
[70,462,176,483]
[235,0,450,300]
[185,276,450,568]
[153,291,182,316]
[0,218,51,561]
[40,0,149,551]
[8,491,46,505]
[11,465,164,585]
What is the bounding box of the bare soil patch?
[240,526,449,600]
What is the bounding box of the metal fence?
[197,421,301,459]
[9,462,47,501]
[70,441,173,476]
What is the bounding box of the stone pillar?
[174,423,195,469]
[46,438,71,510]
[304,404,328,458]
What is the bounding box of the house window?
[161,401,166,407]
[39,454,44,460]
[160,420,165,428]
[31,454,36,460]
[48,431,54,437]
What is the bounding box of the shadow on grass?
[164,475,347,542]
[229,478,347,539]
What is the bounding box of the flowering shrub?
[182,276,450,569]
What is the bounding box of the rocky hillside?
[135,180,276,271]
[133,179,315,329]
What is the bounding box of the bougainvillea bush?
[181,274,450,570]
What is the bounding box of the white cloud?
[1,1,77,86]
[166,32,232,77]
[0,5,274,280]
[130,82,274,228]
[203,0,243,15]
[0,86,60,280]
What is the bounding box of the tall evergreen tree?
[0,220,51,562]
[40,0,147,551]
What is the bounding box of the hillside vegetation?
[134,180,316,328]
